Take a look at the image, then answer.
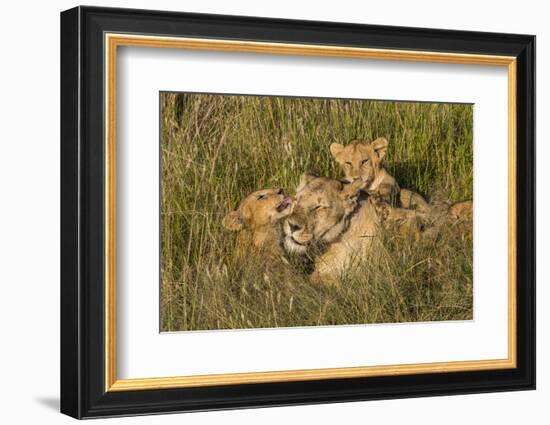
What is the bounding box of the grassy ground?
[160,92,473,332]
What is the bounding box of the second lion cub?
[222,188,294,263]
[330,137,429,212]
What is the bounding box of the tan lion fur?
[283,174,381,286]
[330,138,430,212]
[223,188,294,263]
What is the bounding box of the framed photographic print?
[60,6,535,419]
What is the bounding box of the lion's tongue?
[277,196,293,212]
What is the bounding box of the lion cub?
[222,188,294,262]
[330,138,429,212]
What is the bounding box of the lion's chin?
[283,237,308,255]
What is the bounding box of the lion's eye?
[312,205,326,212]
[362,159,369,165]
[257,194,267,200]
[345,161,352,166]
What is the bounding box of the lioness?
[330,138,429,212]
[283,174,379,285]
[223,188,294,262]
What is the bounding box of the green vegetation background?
[160,93,473,331]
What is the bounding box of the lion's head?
[283,174,365,254]
[223,188,294,232]
[330,137,388,186]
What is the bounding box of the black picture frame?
[61,5,535,419]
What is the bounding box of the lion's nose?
[288,221,302,233]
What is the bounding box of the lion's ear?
[329,143,344,158]
[222,211,243,231]
[296,172,318,192]
[372,137,388,160]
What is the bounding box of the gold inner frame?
[104,33,518,392]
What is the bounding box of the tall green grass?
[160,93,473,332]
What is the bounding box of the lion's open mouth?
[276,196,294,213]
